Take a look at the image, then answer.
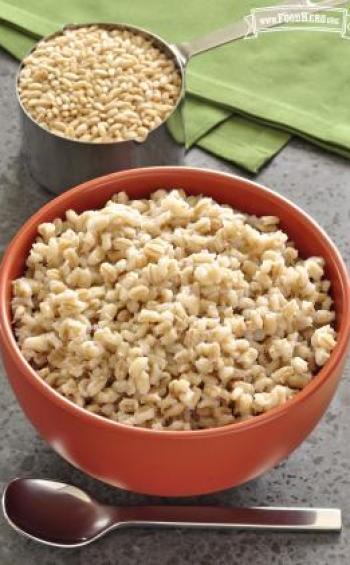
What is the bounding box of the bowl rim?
[1,165,349,439]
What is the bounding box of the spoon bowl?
[2,478,117,547]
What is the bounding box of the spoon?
[1,478,341,547]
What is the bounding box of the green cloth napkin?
[1,0,349,172]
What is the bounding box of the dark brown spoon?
[1,478,341,547]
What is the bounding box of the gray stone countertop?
[0,49,349,565]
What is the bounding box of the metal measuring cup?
[16,0,344,194]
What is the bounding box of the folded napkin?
[1,0,349,172]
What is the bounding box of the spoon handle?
[116,506,341,532]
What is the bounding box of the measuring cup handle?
[172,0,347,64]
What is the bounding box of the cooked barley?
[12,190,337,430]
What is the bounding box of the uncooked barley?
[18,25,182,143]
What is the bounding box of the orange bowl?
[0,167,349,496]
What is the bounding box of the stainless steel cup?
[16,0,342,194]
